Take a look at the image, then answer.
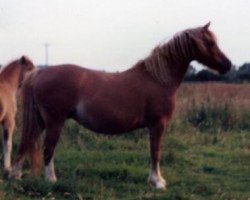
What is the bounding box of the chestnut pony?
[0,56,35,173]
[11,23,231,189]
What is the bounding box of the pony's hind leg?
[2,117,15,173]
[11,136,30,180]
[45,156,56,182]
[43,122,64,182]
[10,155,24,180]
[11,126,44,180]
[148,123,166,189]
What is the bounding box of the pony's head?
[18,56,36,86]
[187,22,232,74]
[19,56,36,72]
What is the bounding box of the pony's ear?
[203,22,211,30]
[19,56,27,65]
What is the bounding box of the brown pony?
[11,23,231,189]
[0,56,35,173]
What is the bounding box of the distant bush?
[185,98,237,132]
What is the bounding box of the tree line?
[184,63,250,83]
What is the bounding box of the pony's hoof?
[9,169,22,180]
[148,177,167,190]
[50,176,57,183]
[3,168,11,180]
[4,166,12,172]
[45,174,57,183]
[155,180,167,190]
[9,174,22,180]
[3,167,11,174]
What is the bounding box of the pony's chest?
[145,96,175,123]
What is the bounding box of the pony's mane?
[143,27,201,84]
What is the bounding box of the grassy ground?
[0,83,249,200]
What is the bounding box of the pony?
[0,56,35,173]
[11,23,231,189]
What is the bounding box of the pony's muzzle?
[219,57,232,75]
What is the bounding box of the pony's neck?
[143,33,194,91]
[0,61,21,91]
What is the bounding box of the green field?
[0,83,249,200]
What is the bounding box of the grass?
[0,83,249,199]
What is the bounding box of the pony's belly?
[74,96,146,134]
[74,112,144,134]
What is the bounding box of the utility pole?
[44,43,50,66]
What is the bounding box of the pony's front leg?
[2,118,14,173]
[148,123,166,189]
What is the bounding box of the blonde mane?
[144,28,197,85]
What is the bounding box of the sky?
[0,0,250,71]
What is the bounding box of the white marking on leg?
[45,158,57,182]
[148,163,166,189]
[2,135,12,171]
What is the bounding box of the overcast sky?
[1,0,250,71]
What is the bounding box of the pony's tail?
[17,70,44,176]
